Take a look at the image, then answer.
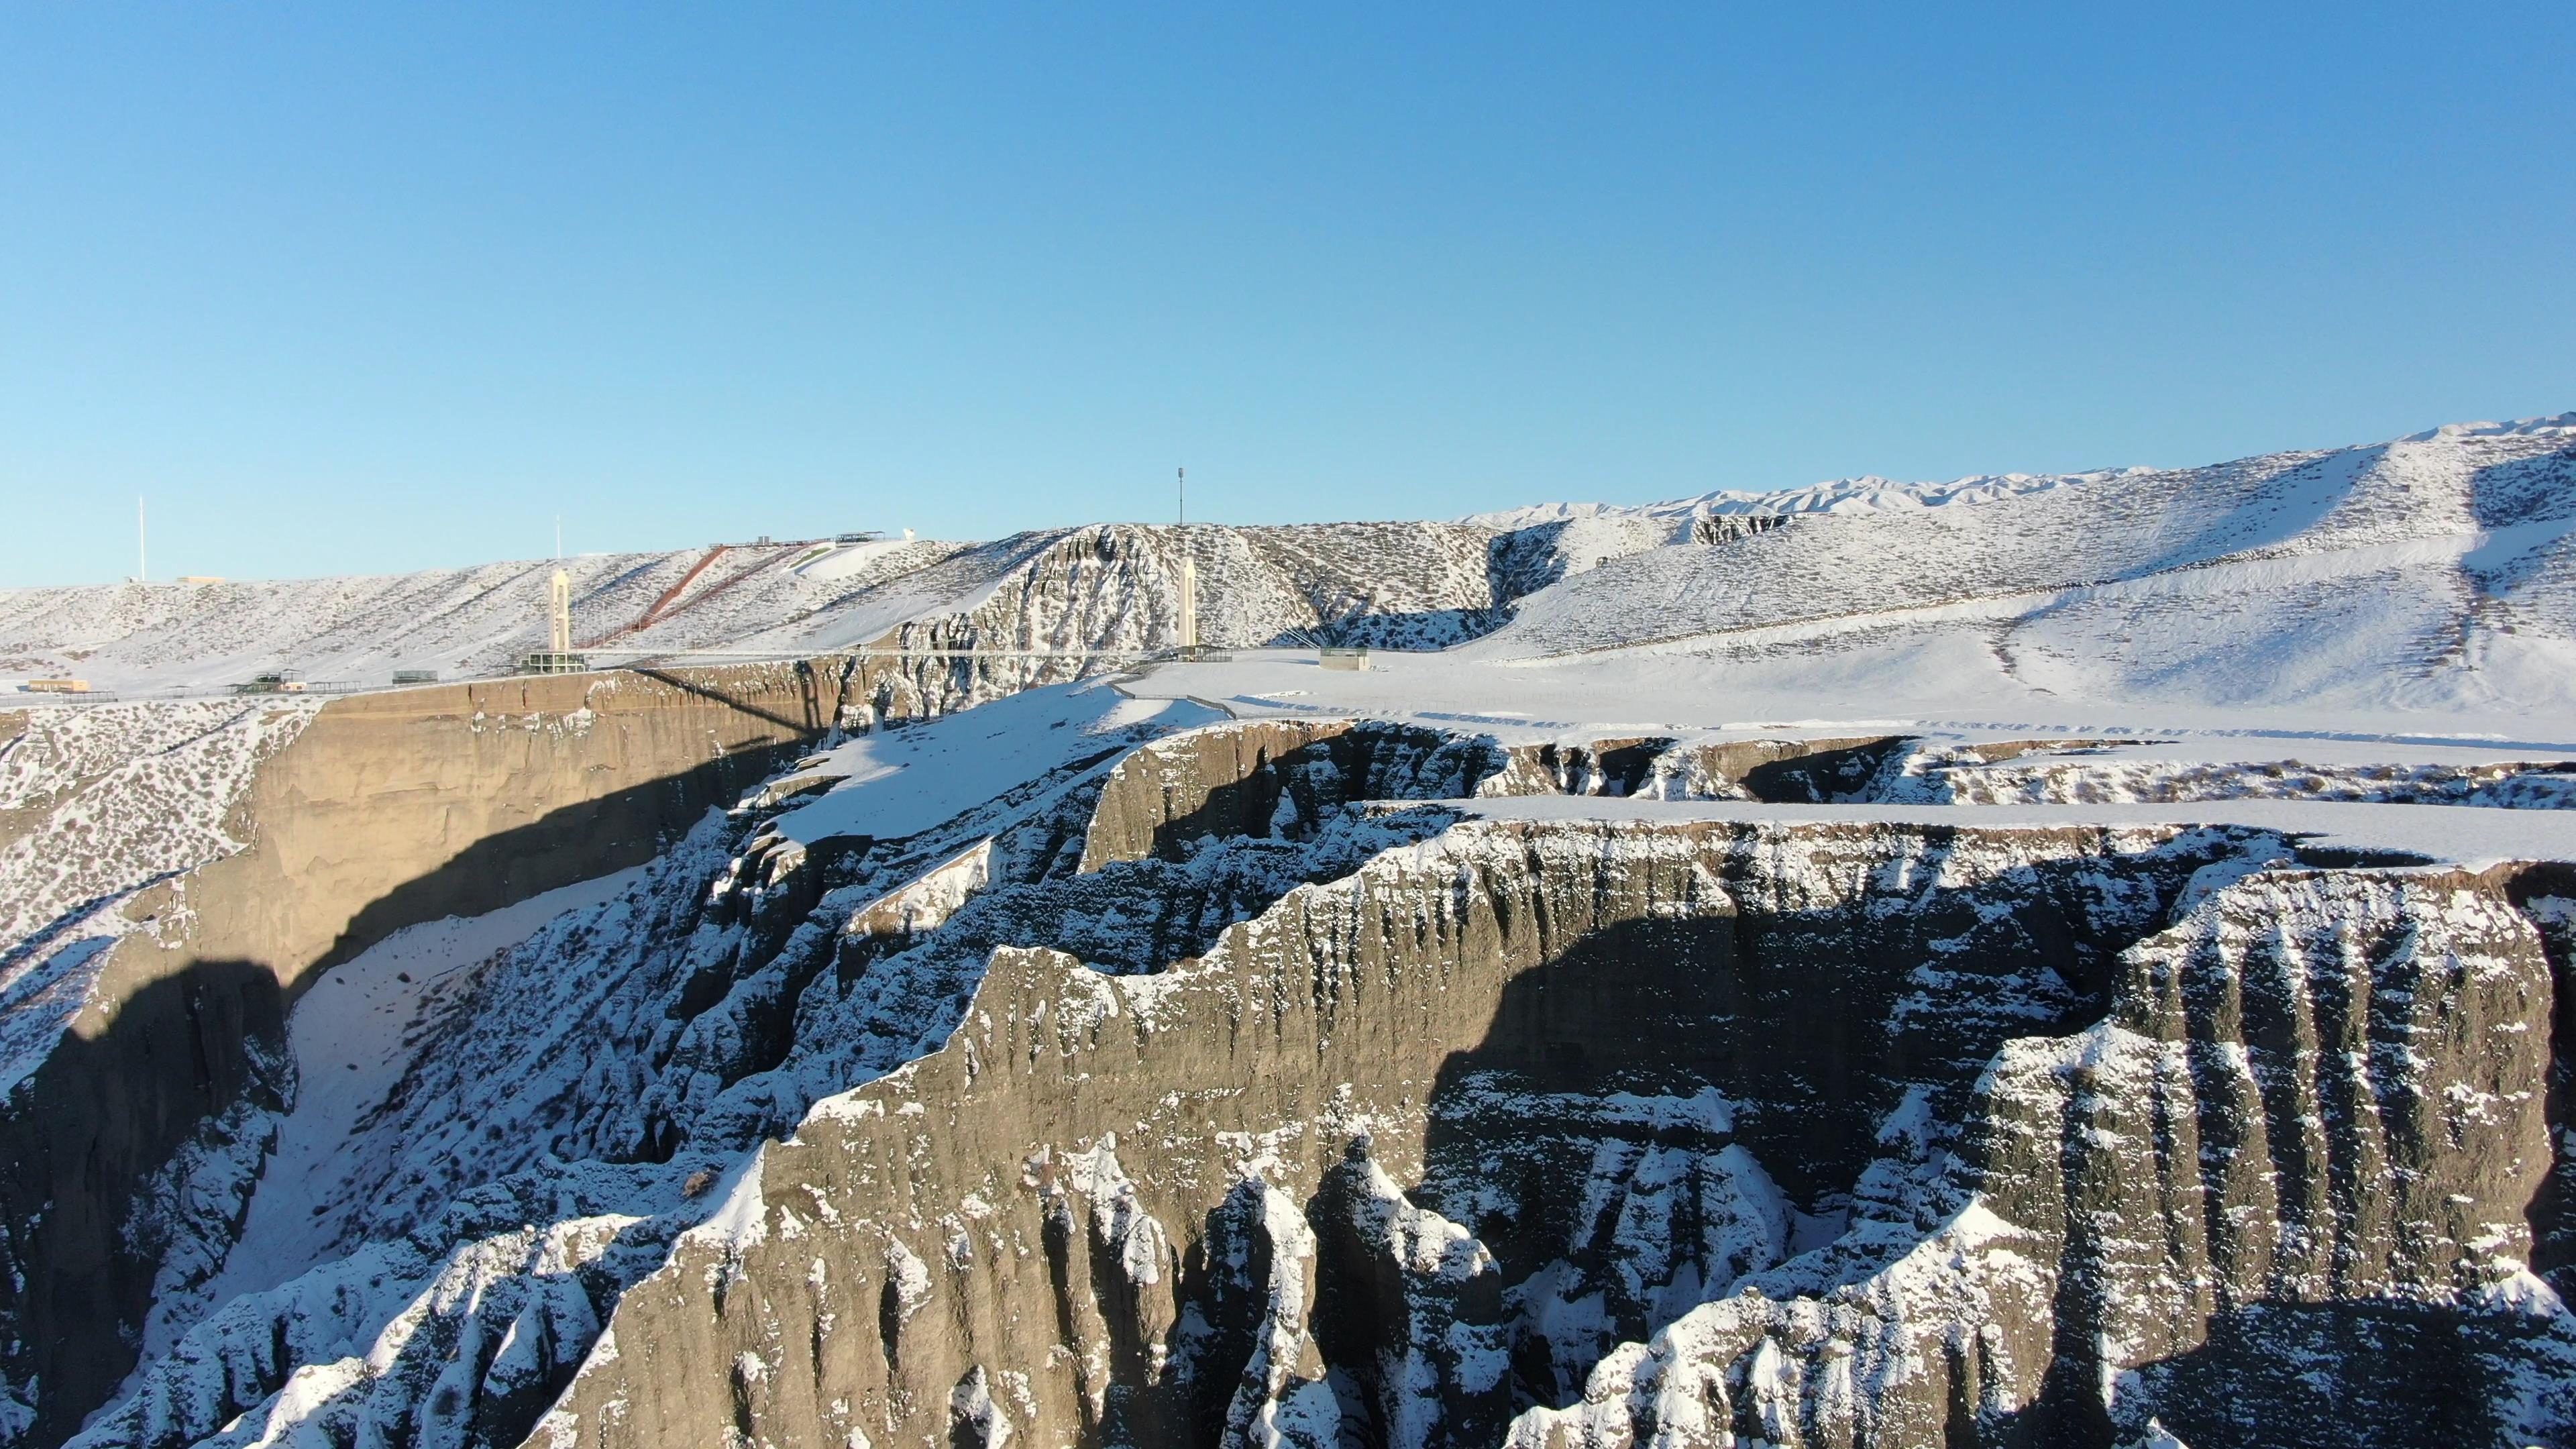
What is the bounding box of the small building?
[835,531,885,543]
[176,575,225,584]
[517,651,589,676]
[1319,647,1369,672]
[391,669,440,685]
[26,678,91,693]
[233,672,307,695]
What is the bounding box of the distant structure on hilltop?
[518,568,588,674]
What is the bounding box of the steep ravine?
[0,664,845,1445]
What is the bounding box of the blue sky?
[5,4,2570,586]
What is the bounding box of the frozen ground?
[1126,646,2576,755]
[768,680,1222,847]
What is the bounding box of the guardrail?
[7,646,1192,707]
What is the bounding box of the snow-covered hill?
[1465,413,2576,718]
[0,523,1530,698]
[11,413,2569,725]
[0,538,975,696]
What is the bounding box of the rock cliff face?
[0,665,842,1444]
[532,808,2575,1449]
[19,708,2576,1449]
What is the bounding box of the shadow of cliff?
[0,718,819,1444]
[2506,861,2576,1289]
[1140,726,1500,863]
[1399,840,2219,1426]
[1417,898,2102,1265]
[2076,1299,2528,1449]
[0,958,286,1447]
[630,663,841,741]
[1738,736,1912,802]
[321,735,804,973]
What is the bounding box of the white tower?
[549,569,572,655]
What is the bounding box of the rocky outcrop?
[1078,720,1365,871]
[1479,735,1911,803]
[1514,863,2565,1449]
[518,812,2576,1449]
[1079,721,1500,872]
[1076,720,1923,872]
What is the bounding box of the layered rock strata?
[527,814,2570,1449]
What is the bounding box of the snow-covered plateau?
[3,413,2575,1449]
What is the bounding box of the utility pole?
[1175,467,1198,651]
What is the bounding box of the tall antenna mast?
[138,497,148,583]
[1175,467,1197,653]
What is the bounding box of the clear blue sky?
[5,4,2570,586]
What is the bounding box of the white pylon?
[549,569,573,655]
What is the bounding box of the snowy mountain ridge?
[1463,410,2576,530]
[1460,467,2136,530]
[4,410,2570,719]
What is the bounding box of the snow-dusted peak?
[2400,410,2576,442]
[1463,469,2137,530]
[1464,409,2576,529]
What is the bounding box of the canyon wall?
[533,813,2573,1448]
[24,709,2576,1448]
[0,664,842,1444]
